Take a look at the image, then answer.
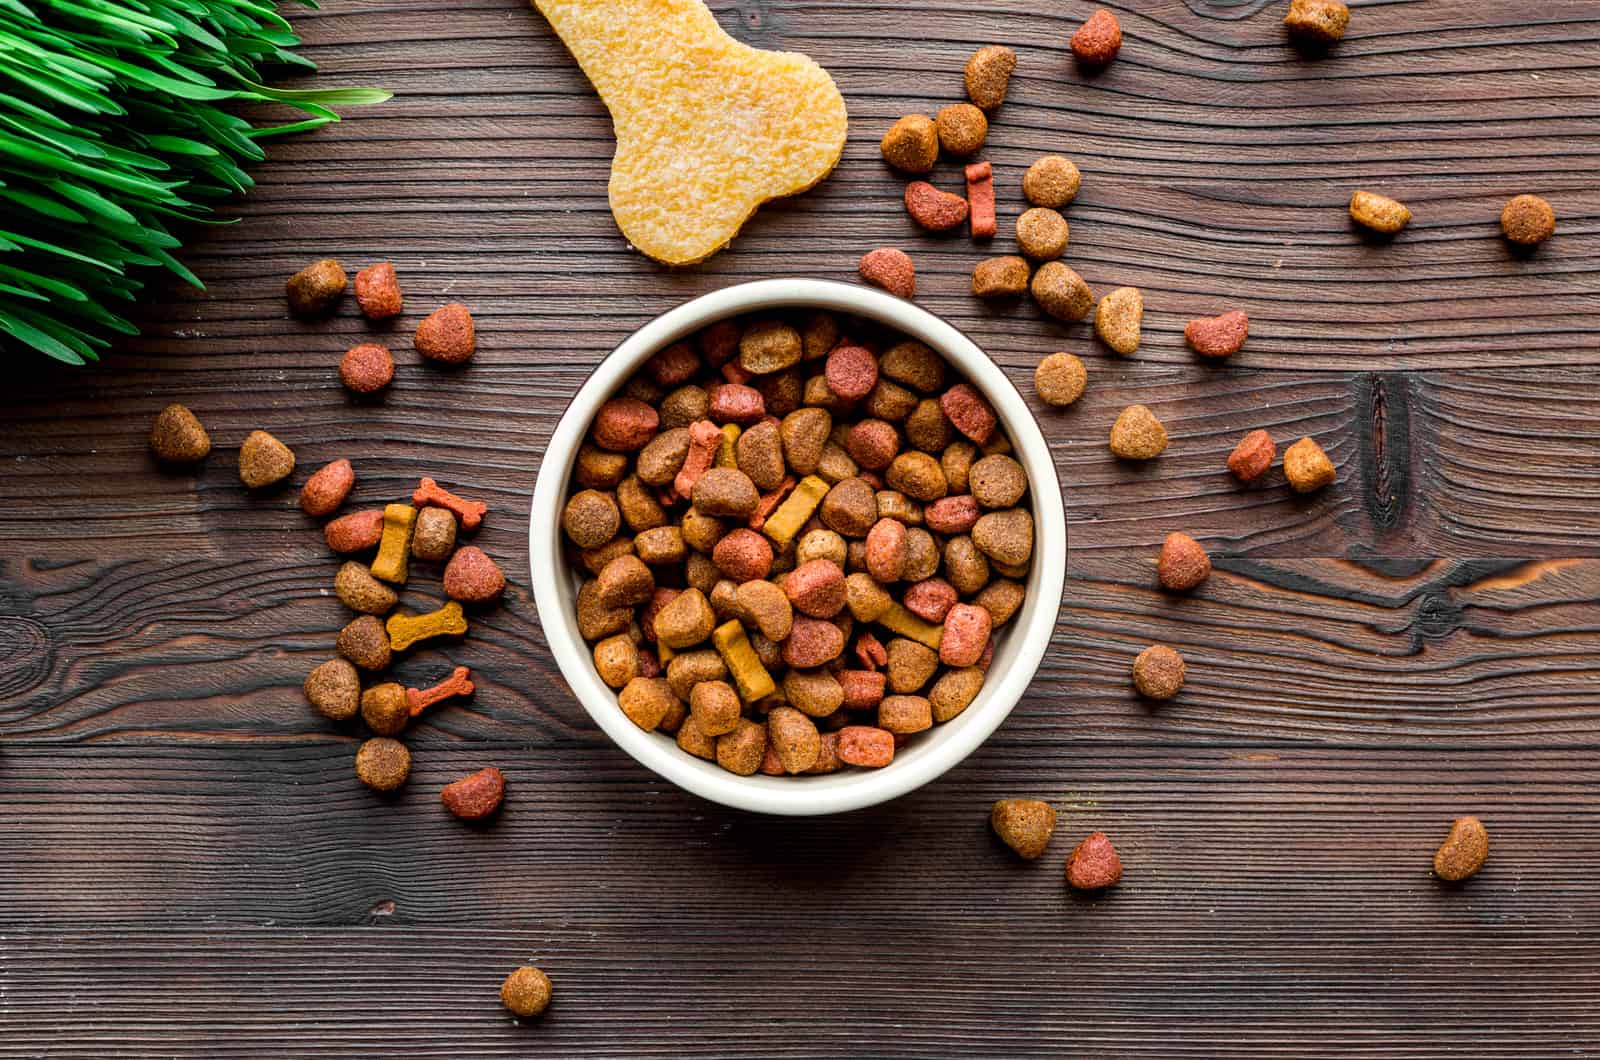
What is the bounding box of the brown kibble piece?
[1070,8,1122,65]
[690,680,741,736]
[692,467,760,518]
[929,666,985,722]
[1227,430,1275,482]
[1157,532,1211,591]
[1185,310,1249,359]
[837,725,895,767]
[1065,831,1122,890]
[441,766,505,820]
[969,454,1027,509]
[1109,404,1167,460]
[716,717,768,776]
[1034,352,1086,407]
[859,248,916,299]
[880,114,938,174]
[964,45,1016,111]
[1501,194,1555,246]
[1094,287,1143,355]
[740,320,803,376]
[577,445,629,490]
[304,658,360,721]
[286,258,346,317]
[653,587,716,649]
[500,966,552,1018]
[414,303,475,364]
[593,634,640,688]
[878,694,932,734]
[360,682,410,737]
[1433,816,1489,882]
[971,256,1030,300]
[1284,0,1350,45]
[325,508,385,554]
[619,676,681,732]
[767,706,821,773]
[1133,643,1185,700]
[904,181,969,232]
[300,458,355,517]
[339,343,395,394]
[563,489,620,550]
[1350,190,1411,235]
[355,737,410,792]
[1015,208,1068,261]
[1022,156,1082,209]
[936,103,988,156]
[149,404,211,464]
[880,341,945,394]
[443,545,506,603]
[991,799,1057,860]
[353,261,402,320]
[238,430,294,489]
[1284,436,1336,493]
[412,507,458,561]
[1030,262,1094,321]
[335,560,398,615]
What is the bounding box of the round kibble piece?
[886,450,947,502]
[936,103,988,156]
[304,658,360,721]
[660,385,710,429]
[353,261,402,320]
[972,508,1033,567]
[1094,286,1143,355]
[340,343,395,394]
[361,682,410,737]
[1034,353,1086,407]
[300,458,355,517]
[992,799,1057,860]
[820,477,879,537]
[239,429,294,489]
[972,256,1030,300]
[149,404,211,464]
[880,114,938,174]
[1016,208,1069,261]
[414,303,475,364]
[501,966,553,1018]
[964,45,1016,111]
[1433,816,1489,882]
[337,615,391,671]
[575,445,628,490]
[969,454,1027,509]
[1109,405,1168,460]
[563,490,620,550]
[930,666,986,722]
[975,579,1026,626]
[1031,262,1094,321]
[286,258,346,317]
[412,507,458,561]
[880,341,945,394]
[1501,194,1555,246]
[593,634,640,688]
[1284,0,1350,44]
[619,677,680,731]
[355,737,410,792]
[1133,644,1185,700]
[786,558,848,618]
[335,560,398,615]
[1350,190,1411,235]
[1157,532,1211,591]
[592,397,660,452]
[879,694,932,734]
[1022,156,1081,208]
[690,680,742,736]
[444,545,507,603]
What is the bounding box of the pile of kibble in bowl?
[560,310,1035,777]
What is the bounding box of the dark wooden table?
[3,1,1598,1055]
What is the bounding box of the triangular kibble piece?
[533,0,849,265]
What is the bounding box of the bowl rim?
[528,278,1066,816]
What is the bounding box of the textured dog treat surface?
[441,766,505,820]
[1284,436,1336,493]
[1031,262,1094,321]
[286,258,346,317]
[386,600,468,652]
[1433,816,1489,882]
[1070,8,1122,65]
[360,682,410,737]
[905,181,970,231]
[965,160,996,239]
[964,45,1016,110]
[304,658,360,721]
[1185,310,1249,358]
[1065,831,1123,890]
[443,546,506,603]
[411,506,458,561]
[353,261,402,320]
[355,737,410,792]
[149,404,211,464]
[1284,0,1350,44]
[335,561,398,615]
[880,114,938,174]
[859,247,916,298]
[1501,194,1555,245]
[532,0,846,265]
[972,256,1030,300]
[1350,190,1411,234]
[1094,286,1143,354]
[1015,207,1069,261]
[1022,155,1081,208]
[369,503,418,584]
[992,799,1057,860]
[1227,429,1275,481]
[936,103,988,156]
[1109,405,1168,459]
[238,430,294,489]
[413,303,475,363]
[300,459,355,517]
[1157,532,1211,591]
[326,508,386,554]
[500,966,552,1018]
[1133,643,1185,700]
[1034,352,1087,407]
[339,343,395,394]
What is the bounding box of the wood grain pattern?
[2,0,1598,1055]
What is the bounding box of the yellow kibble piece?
[878,602,944,651]
[761,474,829,547]
[369,503,418,584]
[716,423,741,468]
[386,600,468,653]
[711,620,776,703]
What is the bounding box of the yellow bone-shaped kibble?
[761,474,828,548]
[711,620,775,703]
[369,503,417,585]
[386,600,468,653]
[877,602,943,652]
[715,424,741,468]
[531,0,848,265]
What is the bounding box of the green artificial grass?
[0,0,389,364]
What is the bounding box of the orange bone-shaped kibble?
[407,665,475,717]
[412,478,487,531]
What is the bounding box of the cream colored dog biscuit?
[533,0,849,265]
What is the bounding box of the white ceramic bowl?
[529,279,1065,815]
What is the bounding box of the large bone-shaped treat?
[532,0,849,265]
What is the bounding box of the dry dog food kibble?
[1501,194,1555,246]
[1133,643,1185,700]
[414,303,476,364]
[964,45,1016,110]
[965,161,997,239]
[336,561,399,615]
[936,103,988,156]
[301,458,355,517]
[560,310,1034,777]
[859,248,916,299]
[1034,352,1087,407]
[412,507,458,561]
[441,766,505,820]
[1022,156,1081,209]
[370,503,418,584]
[1094,286,1143,355]
[1157,532,1211,591]
[1109,405,1168,460]
[500,966,552,1018]
[326,508,385,553]
[1433,815,1488,882]
[387,600,468,652]
[1185,310,1249,358]
[361,682,410,737]
[239,429,294,489]
[443,546,506,603]
[991,798,1056,860]
[1284,0,1350,45]
[340,343,395,394]
[286,258,346,317]
[354,261,403,320]
[1016,208,1069,261]
[1284,436,1336,493]
[880,114,938,174]
[1030,262,1094,321]
[407,666,474,716]
[355,737,410,792]
[905,181,970,232]
[972,256,1030,300]
[1350,190,1411,234]
[1065,831,1122,890]
[304,658,360,721]
[149,404,211,464]
[1070,8,1122,66]
[1227,429,1275,482]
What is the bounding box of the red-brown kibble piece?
[300,458,355,517]
[859,248,916,299]
[440,766,505,820]
[1070,8,1122,66]
[837,725,895,768]
[939,384,997,446]
[940,603,991,667]
[785,559,847,618]
[924,495,980,535]
[325,508,385,553]
[354,261,403,320]
[839,670,887,712]
[708,383,765,425]
[864,518,908,583]
[1133,644,1185,700]
[1157,532,1211,591]
[1185,310,1249,358]
[712,528,774,582]
[782,615,846,668]
[826,344,879,401]
[965,161,996,240]
[414,303,475,364]
[646,341,701,387]
[1433,815,1489,882]
[904,181,969,232]
[1227,429,1275,482]
[1065,831,1123,890]
[847,419,900,470]
[339,343,395,394]
[443,545,506,603]
[592,397,660,452]
[903,578,958,623]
